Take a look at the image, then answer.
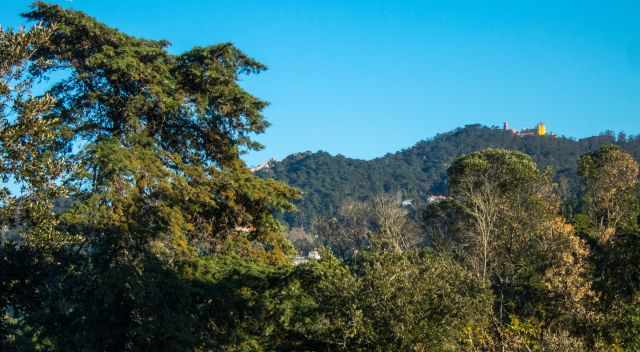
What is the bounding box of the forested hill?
[257,124,640,227]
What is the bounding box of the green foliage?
[577,144,640,241]
[608,294,640,350]
[573,145,640,350]
[1,3,639,351]
[594,239,640,350]
[263,249,493,351]
[1,2,298,350]
[260,125,640,228]
[423,148,598,349]
[447,148,541,194]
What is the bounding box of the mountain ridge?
[257,124,640,228]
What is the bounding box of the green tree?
[440,149,596,348]
[577,144,639,242]
[1,2,298,350]
[268,249,493,352]
[577,146,640,350]
[596,233,640,350]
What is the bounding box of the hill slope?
[258,125,640,227]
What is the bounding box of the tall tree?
[1,2,298,350]
[447,149,553,287]
[440,149,596,348]
[577,145,640,349]
[577,144,639,242]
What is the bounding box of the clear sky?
[2,0,639,166]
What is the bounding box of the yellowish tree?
[445,149,596,349]
[578,144,639,242]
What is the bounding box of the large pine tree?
[1,2,298,349]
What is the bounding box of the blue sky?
[2,0,639,166]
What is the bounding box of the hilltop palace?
[503,121,547,137]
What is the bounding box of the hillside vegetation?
[2,3,640,351]
[259,125,640,227]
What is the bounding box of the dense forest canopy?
[1,2,300,349]
[258,124,640,228]
[1,3,639,351]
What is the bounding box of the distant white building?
[249,158,276,173]
[293,249,322,265]
[427,195,448,204]
[401,199,414,208]
[308,250,320,260]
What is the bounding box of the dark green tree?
[1,2,298,350]
[576,145,640,350]
[261,248,493,352]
